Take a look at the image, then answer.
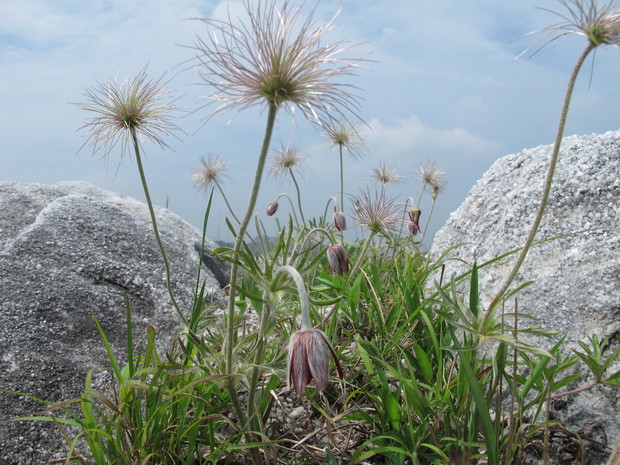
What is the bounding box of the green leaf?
[459,357,497,465]
[414,344,433,384]
[469,261,479,317]
[385,392,401,430]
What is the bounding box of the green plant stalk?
[131,129,186,326]
[224,102,277,460]
[488,42,595,311]
[289,169,306,225]
[296,227,335,257]
[276,192,300,227]
[421,196,437,241]
[398,197,413,237]
[215,178,241,225]
[246,289,272,449]
[339,144,345,217]
[344,231,376,289]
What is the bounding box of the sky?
[1,0,619,245]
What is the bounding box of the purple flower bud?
[408,221,421,236]
[407,207,421,236]
[408,207,421,223]
[287,329,344,396]
[266,200,279,216]
[333,210,347,231]
[326,244,349,275]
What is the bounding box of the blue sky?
[1,0,618,244]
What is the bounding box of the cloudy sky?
[1,0,618,244]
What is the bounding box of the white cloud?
[363,115,502,169]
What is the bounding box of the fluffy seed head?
[353,188,402,236]
[269,145,309,179]
[77,69,181,160]
[192,154,230,191]
[189,0,365,125]
[323,120,366,160]
[415,160,447,193]
[371,161,404,185]
[518,0,620,57]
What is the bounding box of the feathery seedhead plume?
[77,69,181,160]
[415,160,447,192]
[324,120,366,160]
[354,188,402,236]
[518,0,620,57]
[371,161,404,185]
[192,154,230,191]
[189,0,365,125]
[287,328,344,396]
[333,210,347,231]
[269,146,309,180]
[266,199,279,216]
[326,244,349,275]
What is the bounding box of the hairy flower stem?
[276,192,300,227]
[215,179,241,225]
[321,197,336,226]
[339,145,345,217]
[296,227,335,258]
[131,129,186,325]
[488,42,595,311]
[421,197,436,240]
[277,265,311,329]
[246,289,272,447]
[289,170,306,225]
[224,102,277,461]
[344,231,376,289]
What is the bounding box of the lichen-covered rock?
[0,181,228,464]
[430,130,620,459]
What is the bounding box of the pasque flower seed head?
[189,0,365,125]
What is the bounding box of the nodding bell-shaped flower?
[326,244,349,275]
[266,200,279,216]
[333,210,347,231]
[408,207,421,236]
[288,328,344,396]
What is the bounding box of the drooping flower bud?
[408,221,420,236]
[408,207,421,236]
[266,200,279,216]
[333,210,347,231]
[326,244,349,275]
[287,329,344,396]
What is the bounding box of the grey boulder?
[430,130,620,459]
[0,181,228,464]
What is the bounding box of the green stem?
[277,265,311,330]
[339,144,344,216]
[321,197,336,226]
[289,170,306,225]
[246,289,272,444]
[215,179,241,225]
[488,42,595,311]
[344,231,376,289]
[131,129,187,326]
[421,196,436,241]
[225,101,277,373]
[296,227,335,258]
[224,102,277,465]
[275,192,300,227]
